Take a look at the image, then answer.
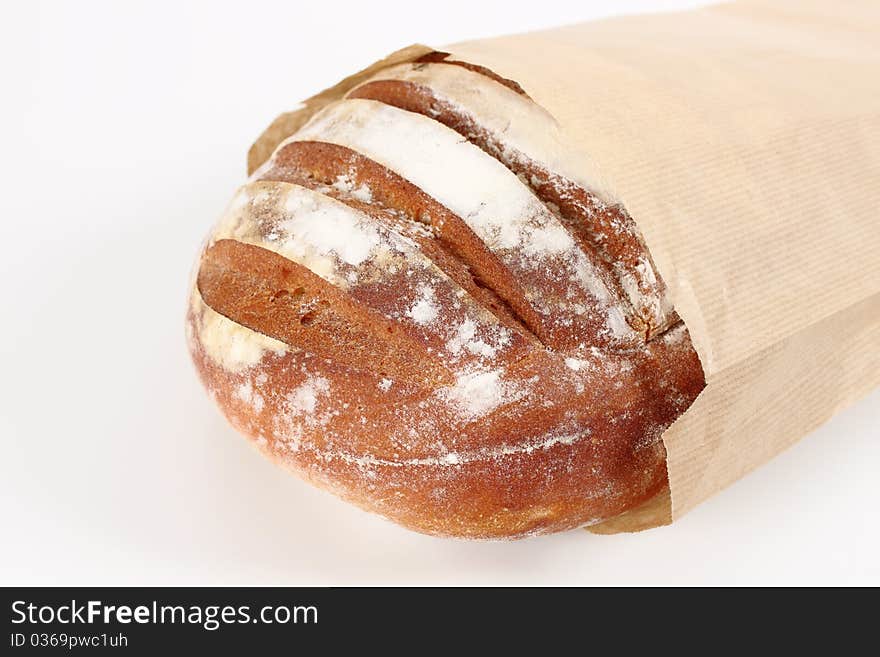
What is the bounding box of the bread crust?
[187,57,705,538]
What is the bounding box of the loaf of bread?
[187,53,705,538]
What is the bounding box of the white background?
[2,0,877,586]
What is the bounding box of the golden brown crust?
[188,297,703,537]
[187,58,706,538]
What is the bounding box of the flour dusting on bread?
[187,54,706,538]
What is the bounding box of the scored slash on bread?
[353,56,676,340]
[187,54,706,538]
[270,99,638,351]
[199,181,534,385]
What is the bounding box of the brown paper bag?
[248,0,880,532]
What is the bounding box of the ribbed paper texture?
[250,0,880,532]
